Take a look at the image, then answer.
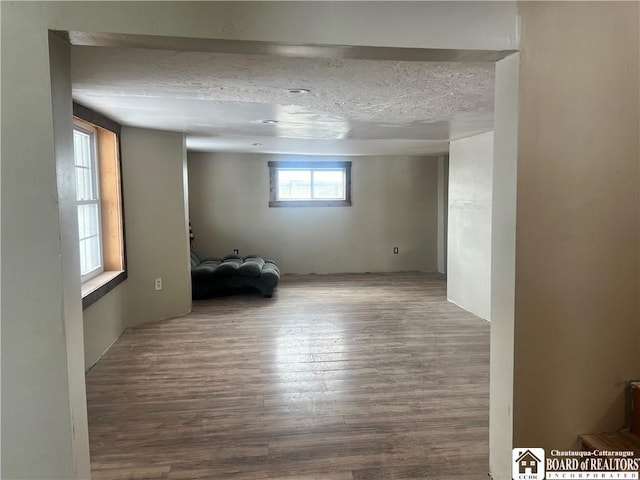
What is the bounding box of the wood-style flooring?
[86,273,490,480]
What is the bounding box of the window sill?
[81,270,127,310]
[269,200,352,207]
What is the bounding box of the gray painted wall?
[83,283,127,370]
[188,153,438,274]
[120,128,192,327]
[514,2,640,452]
[437,155,449,274]
[83,127,192,370]
[447,131,494,321]
[50,33,92,478]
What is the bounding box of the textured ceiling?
[71,46,495,156]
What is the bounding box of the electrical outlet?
[393,247,399,254]
[154,278,162,291]
[233,249,239,255]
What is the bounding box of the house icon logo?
[512,448,545,480]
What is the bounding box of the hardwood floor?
[86,273,490,480]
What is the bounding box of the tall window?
[73,103,127,309]
[73,124,103,281]
[269,161,352,207]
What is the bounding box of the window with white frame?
[73,124,104,281]
[73,103,127,309]
[268,161,352,207]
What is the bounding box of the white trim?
[73,122,104,282]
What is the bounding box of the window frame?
[73,103,128,310]
[268,161,352,207]
[73,121,104,283]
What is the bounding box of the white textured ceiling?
[71,45,495,156]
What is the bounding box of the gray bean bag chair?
[190,251,280,299]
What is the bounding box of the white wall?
[514,2,639,452]
[188,153,438,274]
[489,52,519,479]
[447,132,494,320]
[0,2,519,477]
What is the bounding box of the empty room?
[72,28,499,479]
[3,2,639,480]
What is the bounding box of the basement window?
[268,161,352,207]
[73,123,103,282]
[73,103,127,309]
